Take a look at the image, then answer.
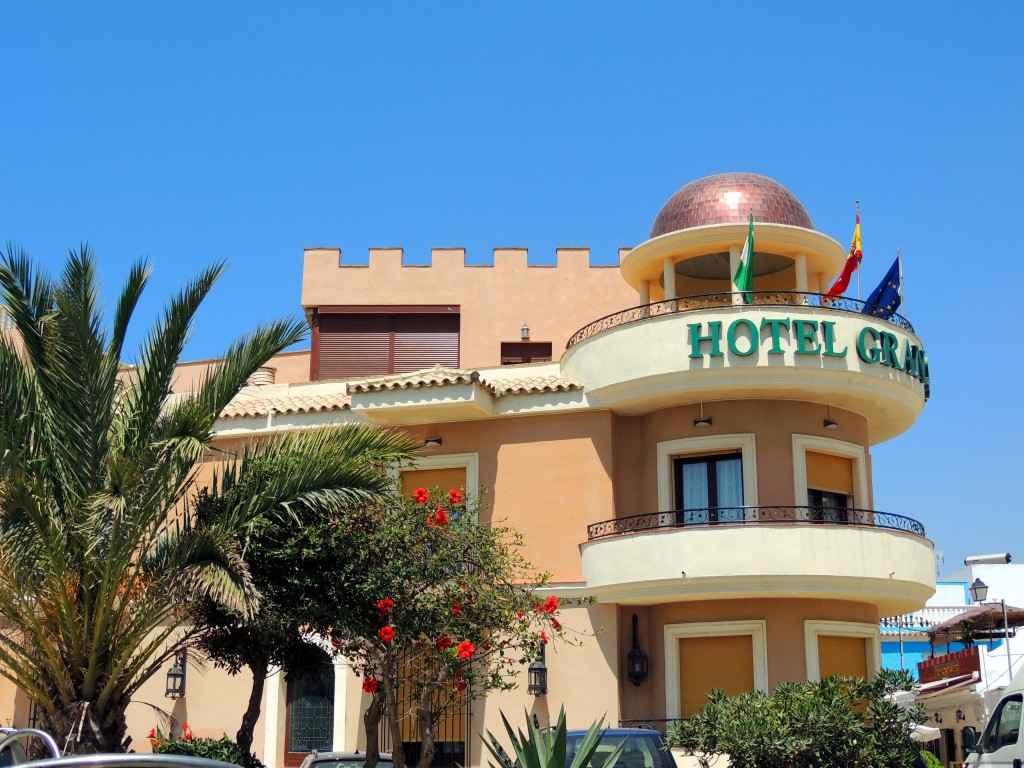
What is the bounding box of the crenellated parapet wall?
[302,247,638,369]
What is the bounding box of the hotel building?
[0,173,937,767]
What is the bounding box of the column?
[639,280,651,306]
[663,258,677,301]
[795,253,808,294]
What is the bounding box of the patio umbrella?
[927,603,1024,644]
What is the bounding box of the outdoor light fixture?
[165,651,186,699]
[824,405,839,430]
[424,436,443,448]
[527,643,548,696]
[956,708,965,722]
[969,578,989,603]
[933,712,942,724]
[694,403,712,428]
[521,322,530,340]
[627,614,649,686]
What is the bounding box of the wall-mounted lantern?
[527,643,547,696]
[627,614,649,686]
[521,322,531,341]
[165,650,187,699]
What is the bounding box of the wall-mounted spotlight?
[956,708,965,722]
[424,436,443,448]
[521,322,531,341]
[694,403,712,428]
[824,405,839,430]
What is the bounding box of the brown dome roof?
[651,172,814,238]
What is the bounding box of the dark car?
[564,729,675,768]
[297,751,394,768]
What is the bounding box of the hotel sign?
[687,317,930,390]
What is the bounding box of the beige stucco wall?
[611,400,871,514]
[302,247,637,370]
[168,350,312,394]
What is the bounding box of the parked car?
[298,751,394,768]
[564,728,675,768]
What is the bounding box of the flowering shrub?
[153,726,265,768]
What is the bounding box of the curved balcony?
[578,506,935,615]
[559,292,929,443]
[566,292,915,348]
[587,505,926,539]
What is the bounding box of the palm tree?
[0,245,417,753]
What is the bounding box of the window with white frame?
[791,436,868,522]
[664,620,768,718]
[804,620,879,681]
[657,435,758,519]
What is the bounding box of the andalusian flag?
[826,210,863,297]
[733,211,755,303]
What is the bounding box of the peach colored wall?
[402,411,616,583]
[622,598,878,722]
[302,248,636,370]
[126,650,265,757]
[611,400,871,516]
[167,350,312,394]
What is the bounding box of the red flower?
[362,678,379,693]
[535,602,543,613]
[436,634,453,650]
[379,625,396,643]
[483,641,491,651]
[516,609,524,620]
[451,600,462,615]
[454,675,467,693]
[413,487,429,504]
[148,729,156,738]
[543,596,559,614]
[460,582,468,590]
[449,489,463,504]
[457,640,476,659]
[377,598,394,614]
[182,723,193,742]
[551,618,562,631]
[428,509,449,527]
[540,630,549,644]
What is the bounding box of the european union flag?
[862,256,902,318]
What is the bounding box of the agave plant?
[0,245,418,752]
[484,707,623,768]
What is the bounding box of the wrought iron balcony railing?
[586,506,926,541]
[566,292,914,348]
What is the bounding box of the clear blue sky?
[2,3,1022,578]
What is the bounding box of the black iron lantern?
[527,643,547,696]
[165,651,187,699]
[627,614,649,686]
[969,578,989,603]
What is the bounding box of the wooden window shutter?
[392,313,460,373]
[317,313,391,379]
[806,452,854,495]
[817,635,868,680]
[678,635,755,717]
[400,467,467,499]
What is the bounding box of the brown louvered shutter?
[817,635,868,679]
[678,635,755,717]
[392,313,460,372]
[317,314,391,379]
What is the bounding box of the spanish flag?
[826,211,862,297]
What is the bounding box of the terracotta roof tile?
[346,366,480,393]
[482,374,581,397]
[220,392,351,419]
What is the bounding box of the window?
[673,453,744,523]
[804,621,879,682]
[791,436,868,517]
[983,694,1022,753]
[656,434,758,513]
[664,621,768,719]
[315,308,459,380]
[500,341,552,365]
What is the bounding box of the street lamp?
[967,576,1013,682]
[527,643,547,696]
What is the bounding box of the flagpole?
[856,201,861,301]
[897,246,903,314]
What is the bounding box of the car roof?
[310,753,393,761]
[565,729,662,737]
